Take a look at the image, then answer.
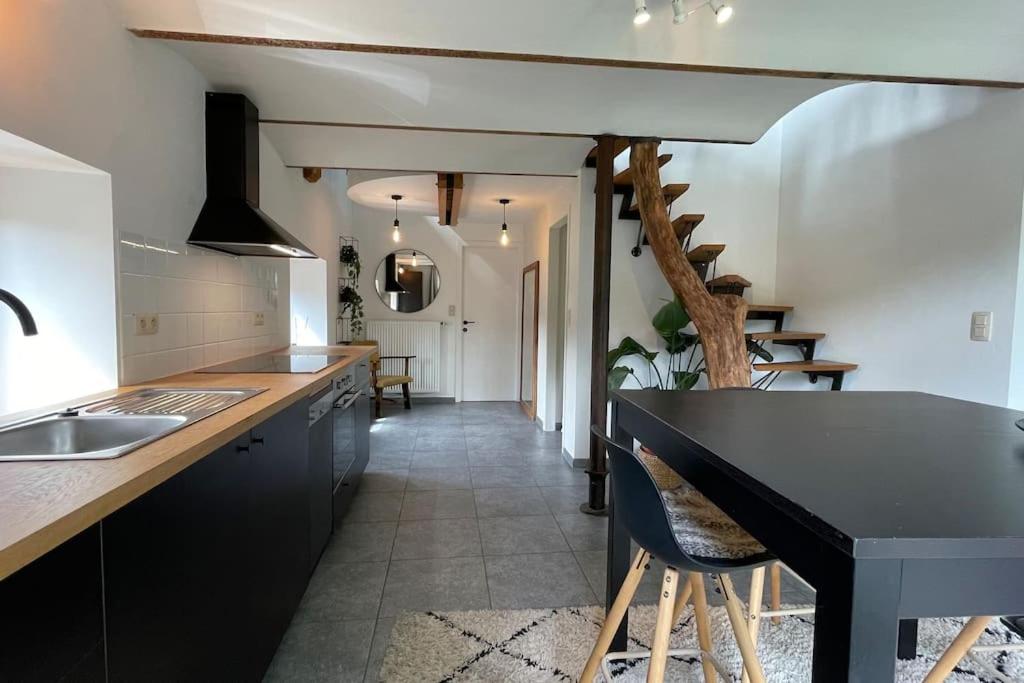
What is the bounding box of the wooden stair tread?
[749,331,825,341]
[753,359,859,372]
[641,213,705,245]
[613,154,672,187]
[747,304,793,313]
[629,183,689,211]
[707,274,751,287]
[686,244,725,263]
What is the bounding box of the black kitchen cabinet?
[105,399,310,681]
[0,526,104,682]
[246,399,310,674]
[104,432,251,680]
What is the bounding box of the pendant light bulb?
[633,0,650,25]
[411,251,418,267]
[390,194,402,243]
[498,199,511,247]
[712,1,733,23]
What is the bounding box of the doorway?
[546,220,568,430]
[460,244,522,401]
[520,261,540,419]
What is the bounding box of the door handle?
[463,320,476,325]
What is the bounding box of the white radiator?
[364,320,443,394]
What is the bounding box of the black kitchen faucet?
[0,288,38,336]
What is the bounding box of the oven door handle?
[335,390,362,411]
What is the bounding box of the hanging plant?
[339,285,364,338]
[340,245,361,279]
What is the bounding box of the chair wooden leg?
[689,573,717,683]
[580,549,649,682]
[717,574,766,683]
[670,572,694,625]
[647,567,679,683]
[402,382,411,409]
[770,563,781,624]
[374,388,383,419]
[922,616,993,683]
[742,567,766,683]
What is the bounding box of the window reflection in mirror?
[374,249,441,313]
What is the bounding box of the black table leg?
[606,401,633,652]
[811,558,902,682]
[897,619,918,660]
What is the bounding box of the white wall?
[561,170,595,463]
[522,196,575,431]
[0,136,117,417]
[774,84,1024,405]
[349,199,527,398]
[1,1,208,246]
[259,139,352,344]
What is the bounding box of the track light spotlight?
[671,0,687,24]
[711,0,733,23]
[633,0,651,25]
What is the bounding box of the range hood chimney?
[187,92,316,258]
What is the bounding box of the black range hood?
[187,92,316,258]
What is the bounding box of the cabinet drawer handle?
[236,444,250,453]
[251,436,265,445]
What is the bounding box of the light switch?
[970,311,992,342]
[448,304,456,317]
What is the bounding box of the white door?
[461,245,521,401]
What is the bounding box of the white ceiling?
[116,0,1024,83]
[152,40,843,142]
[261,123,592,176]
[347,173,575,223]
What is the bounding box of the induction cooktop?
[196,353,346,374]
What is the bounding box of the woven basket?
[637,446,685,490]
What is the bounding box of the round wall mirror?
[374,249,441,313]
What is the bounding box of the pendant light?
[391,194,402,243]
[498,199,511,246]
[411,251,418,267]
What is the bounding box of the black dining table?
[606,389,1024,682]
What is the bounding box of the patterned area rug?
[379,605,1024,682]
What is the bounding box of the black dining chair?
[581,427,783,683]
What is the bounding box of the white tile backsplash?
[117,232,290,384]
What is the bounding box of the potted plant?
[607,298,771,487]
[339,285,364,340]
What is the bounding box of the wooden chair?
[349,340,415,418]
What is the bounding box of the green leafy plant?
[339,285,364,338]
[608,298,772,391]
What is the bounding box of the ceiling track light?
[709,0,733,23]
[498,199,511,247]
[391,194,402,243]
[637,0,734,27]
[633,0,651,25]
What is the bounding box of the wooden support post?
[583,135,617,515]
[630,140,750,388]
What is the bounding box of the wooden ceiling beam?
[436,172,464,226]
[302,167,322,183]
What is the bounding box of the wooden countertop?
[0,345,374,581]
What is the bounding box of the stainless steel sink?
[0,414,187,461]
[0,387,264,462]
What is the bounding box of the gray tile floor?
[264,401,814,682]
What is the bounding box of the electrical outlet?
[448,305,456,317]
[970,311,992,342]
[254,312,265,327]
[135,313,159,336]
